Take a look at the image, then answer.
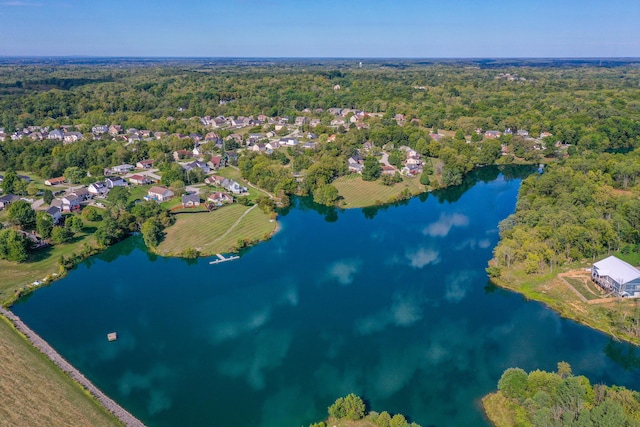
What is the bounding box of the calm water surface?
[13,167,640,426]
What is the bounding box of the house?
[224,151,239,164]
[295,117,306,126]
[348,154,364,165]
[310,119,322,128]
[207,192,233,205]
[279,137,298,146]
[250,143,267,153]
[208,156,225,170]
[429,133,443,141]
[88,182,109,196]
[136,159,154,169]
[111,164,135,174]
[484,130,502,139]
[184,161,210,174]
[181,194,201,208]
[108,125,123,136]
[204,132,221,143]
[381,165,397,175]
[265,141,280,151]
[205,175,225,186]
[402,164,422,177]
[48,129,64,140]
[63,132,83,144]
[105,177,127,188]
[406,156,423,166]
[592,256,640,297]
[348,163,364,174]
[61,194,81,212]
[362,141,374,151]
[70,187,91,201]
[0,194,19,210]
[44,177,66,186]
[302,142,317,150]
[46,206,62,224]
[306,132,318,140]
[129,174,153,185]
[221,179,247,194]
[247,133,264,144]
[147,186,174,202]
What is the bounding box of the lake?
[12,166,640,427]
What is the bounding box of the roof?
[149,186,171,195]
[182,194,200,203]
[594,256,640,284]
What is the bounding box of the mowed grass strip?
[0,318,121,427]
[333,175,425,208]
[156,204,276,256]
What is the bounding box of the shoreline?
[0,306,146,427]
[490,275,640,347]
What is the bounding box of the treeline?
[487,363,640,426]
[1,61,640,151]
[491,150,640,275]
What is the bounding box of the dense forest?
[485,363,640,427]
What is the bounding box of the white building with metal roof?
[592,256,640,297]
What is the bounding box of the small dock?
[209,253,240,265]
[107,332,118,342]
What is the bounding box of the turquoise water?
[12,166,640,427]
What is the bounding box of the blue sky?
[0,0,638,57]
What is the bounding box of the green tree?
[141,219,163,248]
[313,184,339,206]
[26,182,39,196]
[95,218,126,247]
[82,206,102,222]
[362,156,382,181]
[420,171,430,186]
[107,186,131,210]
[63,166,86,184]
[0,228,30,262]
[7,200,36,228]
[66,215,84,234]
[328,394,365,421]
[36,211,53,239]
[43,189,54,205]
[1,171,18,194]
[498,367,529,399]
[51,226,73,244]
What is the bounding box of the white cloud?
[327,259,362,285]
[405,247,440,269]
[444,270,477,303]
[356,292,425,335]
[218,329,292,390]
[422,213,469,237]
[1,1,42,6]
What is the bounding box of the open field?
[155,204,276,256]
[333,174,425,208]
[0,231,97,306]
[0,317,121,427]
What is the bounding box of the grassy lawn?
[127,184,151,202]
[564,276,606,301]
[0,231,97,306]
[333,174,425,208]
[0,317,121,427]
[215,167,270,201]
[155,204,276,256]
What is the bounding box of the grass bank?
[0,231,98,307]
[0,316,121,427]
[491,262,640,346]
[155,204,277,256]
[333,174,425,209]
[481,392,524,427]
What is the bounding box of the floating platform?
[107,332,118,342]
[209,253,240,265]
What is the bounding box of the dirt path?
[204,204,258,247]
[0,307,145,427]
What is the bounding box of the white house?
[147,186,174,202]
[592,256,640,297]
[105,177,127,188]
